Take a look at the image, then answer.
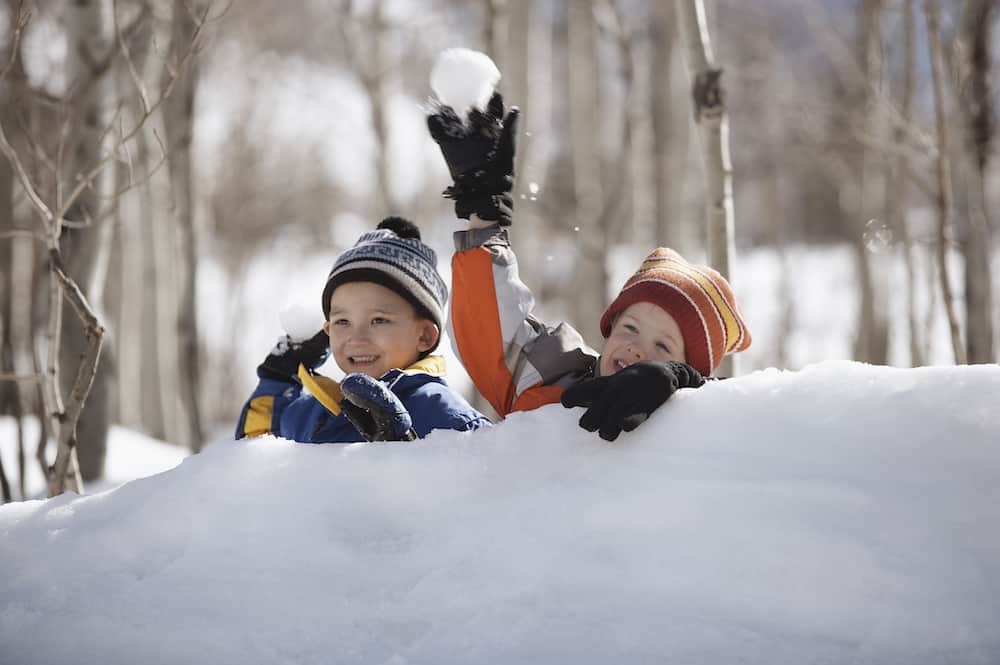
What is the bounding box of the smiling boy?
[428,94,751,440]
[236,217,490,443]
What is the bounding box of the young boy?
[427,94,751,441]
[236,217,491,443]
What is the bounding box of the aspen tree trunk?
[503,0,541,290]
[888,0,924,366]
[482,0,506,64]
[144,1,186,445]
[925,0,966,364]
[651,1,681,250]
[675,0,736,376]
[367,1,395,218]
[0,65,18,501]
[850,0,890,366]
[61,0,117,482]
[166,0,206,451]
[960,0,995,363]
[567,0,609,345]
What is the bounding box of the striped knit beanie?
[599,247,751,376]
[322,217,448,350]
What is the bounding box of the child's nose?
[627,344,645,360]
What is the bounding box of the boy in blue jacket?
[236,217,491,443]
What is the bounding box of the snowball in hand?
[430,48,501,114]
[279,303,325,342]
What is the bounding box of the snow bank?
[0,421,188,500]
[2,361,999,664]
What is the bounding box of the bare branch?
[114,0,152,113]
[0,373,42,383]
[53,1,213,227]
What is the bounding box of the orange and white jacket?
[451,225,599,418]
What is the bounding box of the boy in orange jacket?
[428,94,751,440]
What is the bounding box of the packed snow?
[430,48,500,114]
[2,361,999,664]
[0,420,188,500]
[279,302,326,343]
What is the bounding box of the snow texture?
[279,302,326,342]
[2,362,999,664]
[430,48,500,115]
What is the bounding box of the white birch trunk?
[675,0,735,375]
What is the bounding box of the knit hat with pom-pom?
[599,247,751,376]
[321,217,448,345]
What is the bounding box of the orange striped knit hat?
[599,248,751,376]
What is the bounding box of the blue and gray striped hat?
[321,217,448,348]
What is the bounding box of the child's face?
[599,302,686,376]
[324,281,439,378]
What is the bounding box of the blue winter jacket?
[236,355,491,443]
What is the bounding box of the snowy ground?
[0,420,189,500]
[2,361,999,664]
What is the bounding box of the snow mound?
[2,361,999,664]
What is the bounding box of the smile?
[349,355,379,364]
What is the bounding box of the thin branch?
[0,229,46,243]
[52,1,213,226]
[0,0,29,83]
[114,0,152,113]
[0,373,42,383]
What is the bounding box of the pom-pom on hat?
[322,217,449,351]
[599,248,751,376]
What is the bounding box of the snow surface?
[2,361,1000,664]
[0,420,188,501]
[430,48,500,114]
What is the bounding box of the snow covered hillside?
[2,361,999,665]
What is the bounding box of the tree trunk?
[61,0,116,481]
[925,0,966,364]
[651,1,682,250]
[888,0,924,366]
[166,0,206,451]
[675,0,736,375]
[850,0,890,366]
[567,0,608,345]
[960,0,995,363]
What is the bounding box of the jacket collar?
[296,355,447,416]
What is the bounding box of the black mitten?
[560,361,705,442]
[339,373,417,442]
[256,330,330,383]
[427,91,519,225]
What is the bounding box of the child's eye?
[332,318,350,326]
[656,342,671,354]
[624,323,638,334]
[372,317,390,325]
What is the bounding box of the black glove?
[427,91,519,225]
[339,373,417,442]
[560,361,705,442]
[256,330,330,382]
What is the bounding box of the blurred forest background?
[0,0,997,497]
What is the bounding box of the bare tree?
[0,0,213,495]
[566,0,608,344]
[675,0,736,375]
[165,0,207,450]
[886,0,924,366]
[958,0,995,363]
[924,0,966,364]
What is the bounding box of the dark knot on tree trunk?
[693,68,725,122]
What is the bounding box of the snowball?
[279,303,324,342]
[430,48,501,114]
